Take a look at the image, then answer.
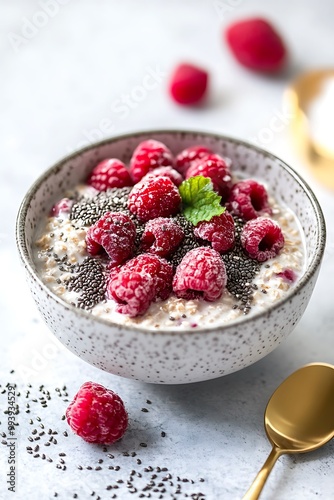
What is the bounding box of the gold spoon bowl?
[286,69,334,188]
[243,362,334,499]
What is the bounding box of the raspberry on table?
[186,153,233,202]
[173,247,227,301]
[129,139,174,183]
[66,382,128,444]
[169,63,209,105]
[87,159,133,191]
[226,179,272,220]
[107,254,173,316]
[141,217,184,257]
[142,166,184,186]
[175,145,213,176]
[128,176,181,222]
[225,17,287,73]
[194,211,235,253]
[85,211,136,266]
[240,217,284,262]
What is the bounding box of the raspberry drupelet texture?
[241,217,284,262]
[173,247,227,301]
[108,270,156,317]
[107,254,174,316]
[225,18,287,73]
[87,159,133,191]
[175,145,213,176]
[186,153,233,202]
[169,63,209,105]
[66,382,128,444]
[142,166,184,186]
[194,211,235,253]
[227,179,272,221]
[85,212,136,266]
[128,175,181,222]
[141,217,185,257]
[129,139,174,183]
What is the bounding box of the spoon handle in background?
[242,447,283,500]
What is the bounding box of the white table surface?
[1,1,334,499]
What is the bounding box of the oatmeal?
[33,142,305,330]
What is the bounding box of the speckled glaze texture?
[16,131,326,384]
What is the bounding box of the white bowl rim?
[16,129,326,335]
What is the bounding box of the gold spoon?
[243,362,334,500]
[285,69,334,189]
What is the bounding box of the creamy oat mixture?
[34,180,305,330]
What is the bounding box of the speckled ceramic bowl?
[16,130,326,384]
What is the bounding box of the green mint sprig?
[178,175,225,226]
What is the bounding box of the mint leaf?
[179,176,225,226]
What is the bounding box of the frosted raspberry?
[142,166,183,186]
[85,212,136,266]
[241,217,284,262]
[194,212,235,253]
[186,153,233,202]
[107,254,173,316]
[50,198,73,217]
[225,18,287,73]
[128,176,181,222]
[108,270,156,317]
[175,145,213,176]
[129,140,174,183]
[66,382,128,444]
[169,63,209,105]
[87,159,133,191]
[141,217,184,257]
[173,247,227,301]
[227,179,272,221]
[123,254,173,300]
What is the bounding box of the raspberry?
[175,145,213,176]
[142,166,183,186]
[128,176,181,222]
[276,268,297,283]
[226,179,272,220]
[173,247,227,301]
[87,159,133,191]
[240,217,284,262]
[141,217,184,257]
[50,198,73,217]
[108,270,156,317]
[186,153,233,202]
[123,254,173,300]
[169,63,209,105]
[66,382,128,444]
[85,212,136,266]
[225,18,287,73]
[107,254,173,316]
[194,211,235,253]
[129,140,174,183]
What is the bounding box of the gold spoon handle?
[242,447,282,500]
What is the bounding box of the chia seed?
[65,257,107,310]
